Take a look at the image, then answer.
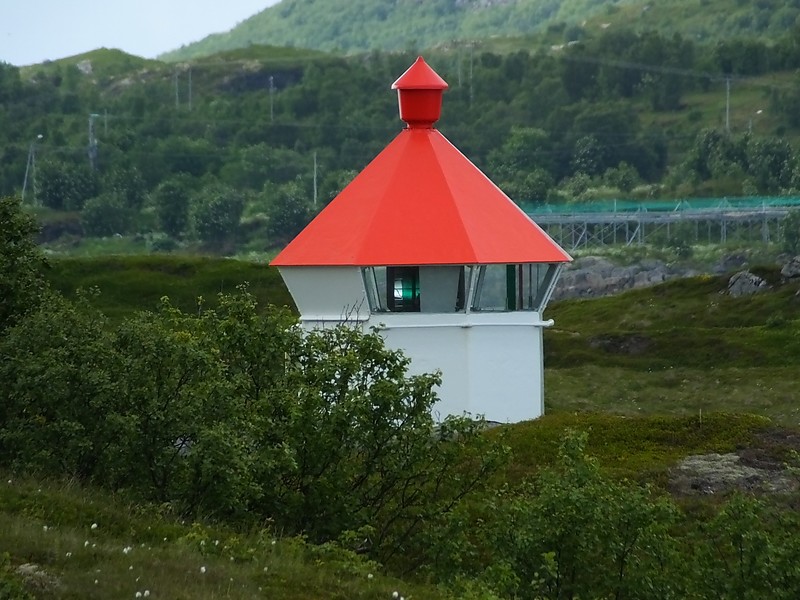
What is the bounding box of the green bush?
[0,197,48,335]
[0,286,505,565]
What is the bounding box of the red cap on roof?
[271,57,571,268]
[392,56,449,129]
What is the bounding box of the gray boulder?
[780,256,800,279]
[727,270,768,297]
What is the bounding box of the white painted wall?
[282,266,554,423]
[278,266,368,322]
[300,310,550,423]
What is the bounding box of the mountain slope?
[160,0,637,61]
[161,0,800,62]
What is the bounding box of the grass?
[45,255,295,321]
[546,366,800,424]
[489,412,772,483]
[0,476,447,600]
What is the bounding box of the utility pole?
[313,151,318,207]
[21,134,43,205]
[725,77,731,134]
[188,67,192,111]
[269,75,275,123]
[469,43,474,105]
[88,113,100,170]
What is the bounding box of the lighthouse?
[271,57,571,422]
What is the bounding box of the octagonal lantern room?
[271,56,571,423]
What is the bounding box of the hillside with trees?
[162,0,800,61]
[5,25,800,253]
[4,2,800,258]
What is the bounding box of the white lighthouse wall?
[278,266,368,322]
[281,266,549,423]
[370,312,547,423]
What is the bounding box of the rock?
[553,257,682,300]
[669,453,795,496]
[727,270,768,297]
[780,256,800,279]
[16,563,61,592]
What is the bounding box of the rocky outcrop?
[669,453,795,496]
[552,256,693,300]
[780,256,800,279]
[727,270,768,297]
[551,253,799,301]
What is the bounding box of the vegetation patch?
[45,255,294,321]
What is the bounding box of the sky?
[1,0,281,67]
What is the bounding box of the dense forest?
[5,25,800,251]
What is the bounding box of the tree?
[0,196,47,335]
[190,183,245,249]
[82,192,136,237]
[436,431,682,600]
[37,159,98,211]
[0,292,121,479]
[101,165,147,211]
[266,179,312,245]
[152,175,193,238]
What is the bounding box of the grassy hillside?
[46,256,295,321]
[8,254,800,597]
[0,474,447,600]
[545,268,800,423]
[162,0,800,61]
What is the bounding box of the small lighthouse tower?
[271,57,571,422]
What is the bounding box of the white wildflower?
[65,552,72,558]
[94,580,98,585]
[84,540,89,547]
[392,593,399,599]
[91,523,98,530]
[135,592,142,598]
[144,592,150,598]
[367,573,374,580]
[200,566,206,574]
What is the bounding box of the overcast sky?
[1,0,280,66]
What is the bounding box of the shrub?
[0,196,48,335]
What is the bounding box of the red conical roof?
[392,56,449,90]
[271,59,570,267]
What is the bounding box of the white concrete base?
[300,311,550,423]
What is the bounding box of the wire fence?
[524,197,800,216]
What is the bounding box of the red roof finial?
[392,56,449,129]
